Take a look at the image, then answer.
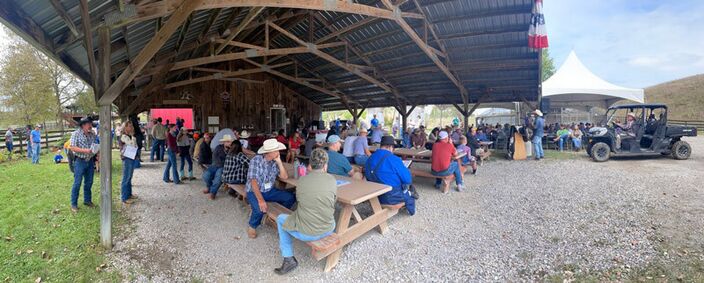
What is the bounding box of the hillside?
[645,74,704,120]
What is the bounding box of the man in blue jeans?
[202,134,232,199]
[68,118,98,213]
[163,125,180,184]
[431,131,465,193]
[274,148,336,275]
[30,125,42,164]
[150,118,166,162]
[532,109,545,160]
[245,139,294,239]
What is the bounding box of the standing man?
[245,139,293,239]
[370,126,384,145]
[532,110,545,160]
[370,114,379,129]
[163,124,180,184]
[30,125,42,164]
[151,117,167,162]
[69,117,98,213]
[25,125,33,160]
[4,127,13,160]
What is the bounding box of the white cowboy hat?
[533,109,543,117]
[627,112,636,118]
[219,134,235,143]
[258,138,286,154]
[239,130,250,139]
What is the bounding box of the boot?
[274,257,298,275]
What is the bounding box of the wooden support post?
[463,101,469,132]
[97,26,113,248]
[98,104,112,248]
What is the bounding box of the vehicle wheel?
[671,140,692,160]
[590,142,610,162]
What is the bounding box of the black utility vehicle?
[586,104,697,162]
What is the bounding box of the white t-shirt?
[342,136,357,157]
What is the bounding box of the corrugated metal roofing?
[0,0,541,111]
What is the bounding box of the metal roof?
[0,0,541,112]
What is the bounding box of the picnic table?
[279,163,395,272]
[368,146,466,163]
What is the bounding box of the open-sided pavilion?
[0,0,541,247]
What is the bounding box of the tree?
[0,39,55,126]
[43,57,86,133]
[73,89,99,115]
[541,48,556,82]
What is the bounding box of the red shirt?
[289,137,302,149]
[276,135,287,145]
[431,141,456,172]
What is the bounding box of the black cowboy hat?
[380,135,395,146]
[79,117,93,126]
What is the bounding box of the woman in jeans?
[119,121,138,206]
[177,127,194,181]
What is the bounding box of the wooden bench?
[264,202,341,260]
[226,183,248,204]
[411,167,466,193]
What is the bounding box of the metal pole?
[99,104,112,248]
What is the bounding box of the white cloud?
[544,0,704,88]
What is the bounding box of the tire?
[671,140,692,160]
[590,142,611,162]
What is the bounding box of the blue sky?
[544,0,704,88]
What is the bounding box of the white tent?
[542,51,644,110]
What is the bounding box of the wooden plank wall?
[124,72,321,134]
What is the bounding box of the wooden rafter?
[79,0,98,88]
[315,17,380,44]
[165,67,267,89]
[283,56,359,109]
[99,0,204,105]
[174,14,193,54]
[380,0,468,104]
[49,0,80,37]
[131,0,422,23]
[123,63,174,114]
[215,6,265,54]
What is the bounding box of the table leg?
[368,197,389,234]
[324,205,353,272]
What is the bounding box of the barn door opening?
[270,107,286,135]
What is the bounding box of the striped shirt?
[70,129,96,160]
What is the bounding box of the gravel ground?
[108,136,704,282]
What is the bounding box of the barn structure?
[0,0,542,247]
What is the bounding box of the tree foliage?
[73,89,100,115]
[0,39,55,125]
[541,48,556,82]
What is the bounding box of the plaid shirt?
[222,152,250,184]
[70,129,96,160]
[246,155,279,193]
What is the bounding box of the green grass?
[0,152,124,282]
[543,149,587,160]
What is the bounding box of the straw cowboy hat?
[239,130,250,139]
[219,134,235,143]
[258,138,286,154]
[627,112,636,119]
[532,109,543,117]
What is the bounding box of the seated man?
[274,149,337,275]
[431,131,465,192]
[615,112,637,149]
[326,135,362,179]
[553,124,570,151]
[352,128,371,165]
[246,139,294,239]
[456,136,477,174]
[364,136,415,215]
[202,134,232,199]
[222,140,250,192]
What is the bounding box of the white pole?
[99,104,112,248]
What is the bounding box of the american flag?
[528,0,548,49]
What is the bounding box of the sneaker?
[247,227,257,239]
[84,202,96,208]
[434,183,441,189]
[164,179,173,183]
[129,194,139,200]
[189,177,196,180]
[70,206,79,213]
[456,184,465,192]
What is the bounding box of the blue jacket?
[364,149,415,215]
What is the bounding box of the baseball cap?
[327,135,343,144]
[438,131,449,139]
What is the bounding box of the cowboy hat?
[533,109,544,117]
[239,130,250,139]
[627,112,636,118]
[258,138,286,154]
[219,134,235,143]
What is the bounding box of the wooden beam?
[315,17,380,44]
[98,27,112,97]
[381,0,468,104]
[174,14,193,54]
[164,68,266,89]
[244,59,342,100]
[79,0,98,87]
[215,7,265,54]
[123,63,174,115]
[49,0,80,37]
[96,26,112,248]
[132,0,422,23]
[214,39,265,50]
[99,0,204,105]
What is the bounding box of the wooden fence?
[669,120,704,132]
[1,129,72,153]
